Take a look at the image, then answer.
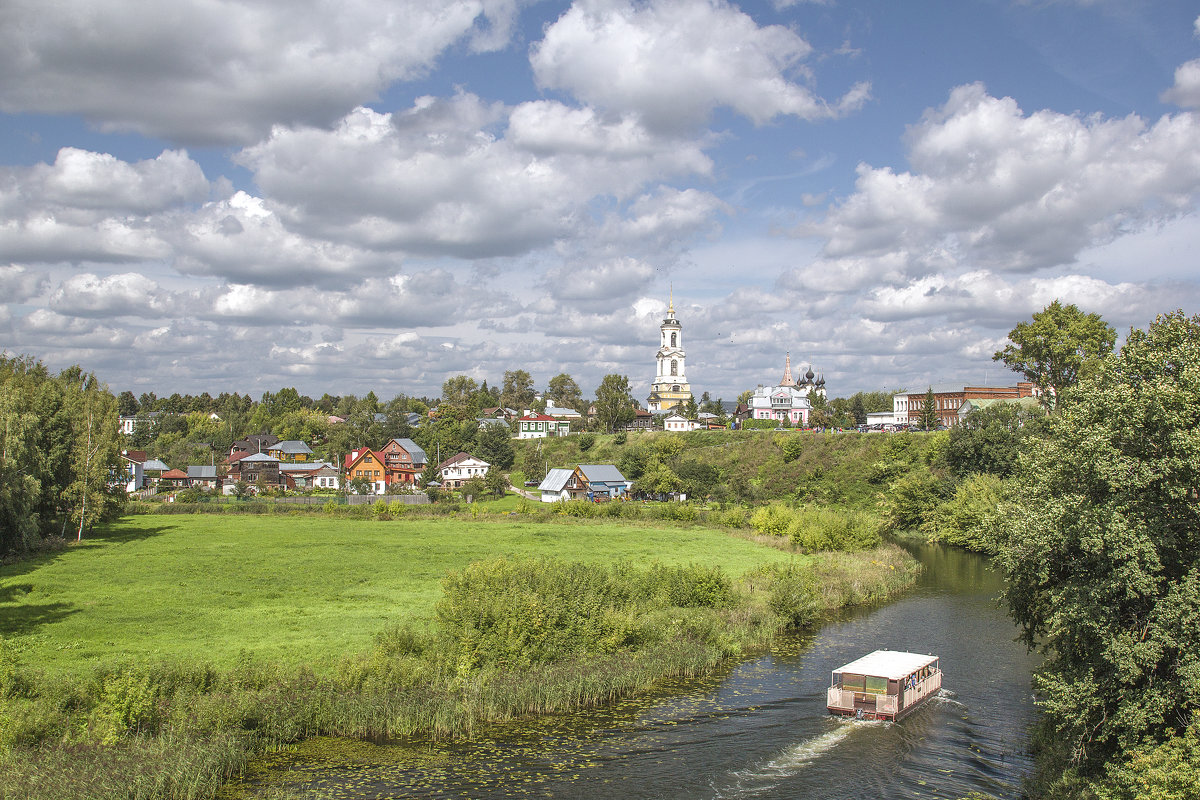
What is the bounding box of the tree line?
[0,356,125,554]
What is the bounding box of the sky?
[2,0,1199,404]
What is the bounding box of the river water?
[244,543,1040,799]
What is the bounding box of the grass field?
[0,514,799,675]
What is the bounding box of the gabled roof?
[390,438,427,463]
[438,452,489,470]
[520,413,557,422]
[240,453,280,463]
[121,450,148,463]
[538,468,575,493]
[544,405,580,417]
[344,449,384,470]
[576,464,629,485]
[270,440,313,454]
[161,468,188,480]
[187,466,218,479]
[141,458,170,472]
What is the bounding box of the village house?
[378,438,427,485]
[280,461,338,490]
[186,466,220,491]
[622,407,654,432]
[517,413,571,439]
[226,452,282,492]
[344,448,389,494]
[537,468,587,502]
[437,452,490,488]
[266,440,313,462]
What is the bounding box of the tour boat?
[826,650,942,722]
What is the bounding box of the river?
[240,543,1040,799]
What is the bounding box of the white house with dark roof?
[437,452,490,488]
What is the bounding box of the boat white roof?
[834,650,938,680]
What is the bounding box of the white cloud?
[1162,59,1200,108]
[49,272,175,317]
[0,147,210,265]
[0,0,525,145]
[531,0,869,132]
[800,83,1200,278]
[0,265,48,302]
[237,97,716,258]
[171,191,390,287]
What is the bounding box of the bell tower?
[647,290,693,414]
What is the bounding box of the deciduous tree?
[993,300,1117,411]
[547,373,582,411]
[593,374,635,433]
[996,310,1200,789]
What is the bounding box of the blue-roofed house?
[574,464,632,499]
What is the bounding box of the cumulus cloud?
[0,147,211,265]
[531,0,870,132]
[796,83,1200,281]
[237,97,716,258]
[1162,59,1200,108]
[0,0,526,145]
[170,191,391,287]
[0,265,48,302]
[49,272,176,317]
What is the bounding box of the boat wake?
[711,720,874,797]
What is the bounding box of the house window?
[671,359,678,376]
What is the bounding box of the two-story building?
[378,438,427,484]
[437,453,491,488]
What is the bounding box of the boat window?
[839,673,865,691]
[864,676,888,694]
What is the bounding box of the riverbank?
[0,514,919,800]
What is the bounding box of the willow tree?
[995,310,1200,791]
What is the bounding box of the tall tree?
[593,374,635,433]
[546,373,582,411]
[850,395,867,426]
[475,423,514,469]
[995,310,1200,791]
[440,376,478,420]
[919,387,938,431]
[993,300,1117,411]
[501,370,536,411]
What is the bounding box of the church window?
[671,332,677,347]
[671,359,678,376]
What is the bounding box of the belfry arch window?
[670,359,678,376]
[670,332,677,347]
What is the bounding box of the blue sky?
[2,0,1199,404]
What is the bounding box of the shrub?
[749,504,792,537]
[578,433,596,452]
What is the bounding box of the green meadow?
[1,514,800,675]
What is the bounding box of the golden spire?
[669,283,674,315]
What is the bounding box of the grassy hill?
[513,429,946,509]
